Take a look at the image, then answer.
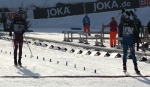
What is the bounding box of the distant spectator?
[1,9,8,31]
[109,17,118,47]
[147,21,150,34]
[83,14,90,36]
[132,15,141,51]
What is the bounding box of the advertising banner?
[33,3,84,19]
[33,0,140,19]
[139,0,150,7]
[85,0,139,13]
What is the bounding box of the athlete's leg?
[122,37,128,71]
[128,37,140,73]
[113,31,117,46]
[13,39,18,65]
[86,25,90,35]
[18,41,23,58]
[110,31,113,47]
[18,35,23,65]
[84,26,87,32]
[14,39,18,58]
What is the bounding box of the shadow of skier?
[16,66,40,78]
[131,75,150,85]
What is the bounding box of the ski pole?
[95,8,125,36]
[10,35,15,50]
[23,34,34,58]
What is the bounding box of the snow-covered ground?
[0,29,150,87]
[26,7,150,30]
[0,0,150,87]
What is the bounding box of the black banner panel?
[33,0,140,19]
[34,3,84,19]
[85,0,139,13]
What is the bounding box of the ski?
[18,65,23,68]
[135,71,141,75]
[136,73,141,75]
[28,24,31,28]
[123,71,130,76]
[14,65,18,67]
[123,71,142,76]
[13,65,26,68]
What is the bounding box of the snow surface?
[0,31,150,87]
[0,0,150,87]
[27,7,150,30]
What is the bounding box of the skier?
[109,17,118,47]
[131,13,141,51]
[83,14,91,36]
[9,11,27,66]
[121,12,140,74]
[0,9,8,31]
[147,21,150,34]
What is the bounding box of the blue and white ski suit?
[122,19,137,65]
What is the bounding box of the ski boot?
[134,66,140,74]
[14,57,17,66]
[134,63,140,74]
[123,65,127,72]
[18,57,22,67]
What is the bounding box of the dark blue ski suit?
[122,18,137,66]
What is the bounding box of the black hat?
[19,7,22,9]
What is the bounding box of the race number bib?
[123,26,133,35]
[14,24,24,32]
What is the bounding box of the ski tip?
[14,65,18,67]
[30,55,34,58]
[136,72,141,75]
[121,8,126,14]
[125,11,130,17]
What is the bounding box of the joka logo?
[47,6,71,18]
[93,1,131,12]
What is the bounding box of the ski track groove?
[0,75,150,78]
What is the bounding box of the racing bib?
[14,24,24,32]
[123,26,133,35]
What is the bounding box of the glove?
[22,29,25,33]
[9,32,12,37]
[130,10,134,16]
[122,8,125,14]
[125,11,130,17]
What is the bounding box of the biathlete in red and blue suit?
[9,11,27,66]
